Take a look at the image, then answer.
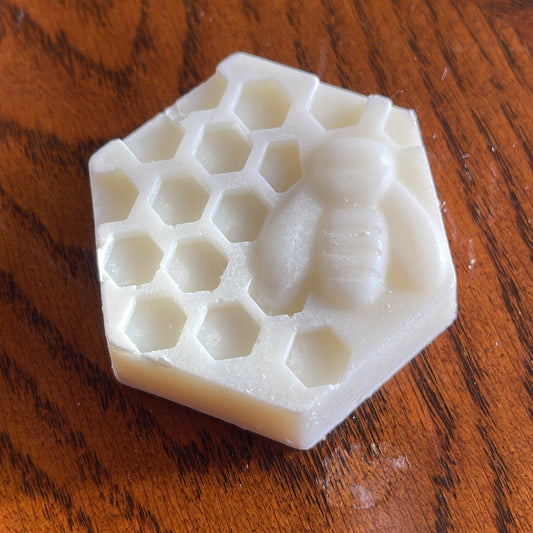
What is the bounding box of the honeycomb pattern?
[104,234,162,287]
[286,328,351,388]
[198,303,260,360]
[168,240,227,292]
[178,73,227,114]
[89,53,456,449]
[152,173,209,225]
[213,190,269,242]
[309,83,366,129]
[125,295,186,352]
[234,79,290,130]
[196,124,251,174]
[91,169,138,223]
[259,141,302,192]
[124,114,183,162]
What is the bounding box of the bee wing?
[382,181,449,291]
[250,181,322,315]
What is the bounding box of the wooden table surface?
[1,1,532,531]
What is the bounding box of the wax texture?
[89,53,457,449]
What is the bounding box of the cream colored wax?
[89,53,456,449]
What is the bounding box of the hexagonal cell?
[91,169,138,224]
[259,141,302,192]
[168,240,228,292]
[234,79,290,130]
[152,174,209,225]
[249,278,306,317]
[124,115,183,163]
[197,303,259,360]
[125,295,186,352]
[310,83,366,129]
[213,190,269,242]
[179,73,227,114]
[104,234,163,287]
[196,125,251,174]
[286,328,351,388]
[384,106,422,148]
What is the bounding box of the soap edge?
[109,344,317,449]
[107,282,457,450]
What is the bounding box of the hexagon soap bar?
[89,53,456,449]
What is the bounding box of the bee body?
[252,136,397,314]
[318,206,387,306]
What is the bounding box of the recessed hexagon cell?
[259,141,303,192]
[124,115,183,163]
[168,240,228,292]
[91,170,138,224]
[213,190,269,242]
[179,73,227,114]
[125,295,186,352]
[196,125,251,174]
[286,328,351,388]
[152,174,209,225]
[310,83,366,129]
[384,106,422,148]
[104,234,163,287]
[235,79,291,130]
[197,303,259,360]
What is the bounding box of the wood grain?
[0,0,531,531]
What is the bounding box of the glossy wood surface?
[1,1,532,531]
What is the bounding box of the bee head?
[307,138,393,205]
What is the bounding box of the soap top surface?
[89,53,456,447]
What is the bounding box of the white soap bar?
[89,53,456,449]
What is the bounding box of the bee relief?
[250,135,446,316]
